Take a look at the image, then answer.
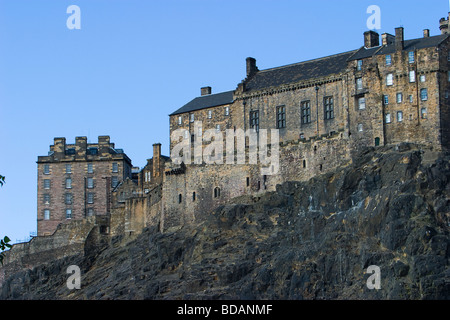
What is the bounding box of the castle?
[36,14,450,238]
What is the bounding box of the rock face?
[1,144,449,300]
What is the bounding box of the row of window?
[42,163,119,175]
[43,176,119,190]
[42,192,97,205]
[383,89,428,106]
[178,107,231,125]
[356,50,446,71]
[42,208,95,220]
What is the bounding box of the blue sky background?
[0,0,448,244]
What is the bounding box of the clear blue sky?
[0,0,448,244]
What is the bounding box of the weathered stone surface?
[1,145,449,300]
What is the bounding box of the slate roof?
[348,34,449,61]
[243,50,358,92]
[170,90,235,116]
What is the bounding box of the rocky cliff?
[1,144,449,300]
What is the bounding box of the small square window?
[357,60,363,71]
[87,193,94,204]
[420,88,428,101]
[386,55,392,66]
[356,78,363,90]
[421,108,427,119]
[385,113,391,124]
[358,97,366,110]
[87,177,94,189]
[386,74,394,86]
[409,70,416,83]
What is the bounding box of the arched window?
[214,187,221,198]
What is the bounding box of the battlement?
[37,136,131,164]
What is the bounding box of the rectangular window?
[397,93,403,103]
[324,97,334,120]
[420,75,426,83]
[358,124,363,132]
[43,194,50,205]
[420,88,428,101]
[87,177,94,189]
[208,110,212,119]
[386,74,394,86]
[301,101,311,124]
[65,164,72,174]
[358,97,366,110]
[383,95,389,105]
[409,70,416,83]
[87,163,93,173]
[112,163,118,173]
[66,209,72,219]
[65,193,73,205]
[65,178,72,189]
[43,164,50,175]
[87,193,94,204]
[385,113,391,124]
[178,116,182,125]
[250,110,259,132]
[448,51,450,61]
[86,208,94,217]
[409,95,414,103]
[421,108,427,119]
[276,106,286,128]
[190,113,195,123]
[87,147,98,155]
[448,71,450,82]
[216,124,220,132]
[111,176,118,188]
[408,51,415,63]
[43,179,50,189]
[386,55,392,66]
[356,78,363,90]
[357,60,363,71]
[397,111,403,122]
[225,106,229,116]
[44,209,50,220]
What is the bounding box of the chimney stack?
[152,143,161,178]
[246,57,258,78]
[423,29,430,38]
[381,33,395,46]
[364,31,380,48]
[201,86,211,96]
[395,27,404,51]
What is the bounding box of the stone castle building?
[36,14,450,237]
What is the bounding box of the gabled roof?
[243,50,358,92]
[170,90,235,116]
[348,34,449,61]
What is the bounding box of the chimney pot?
[201,86,211,96]
[423,29,430,38]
